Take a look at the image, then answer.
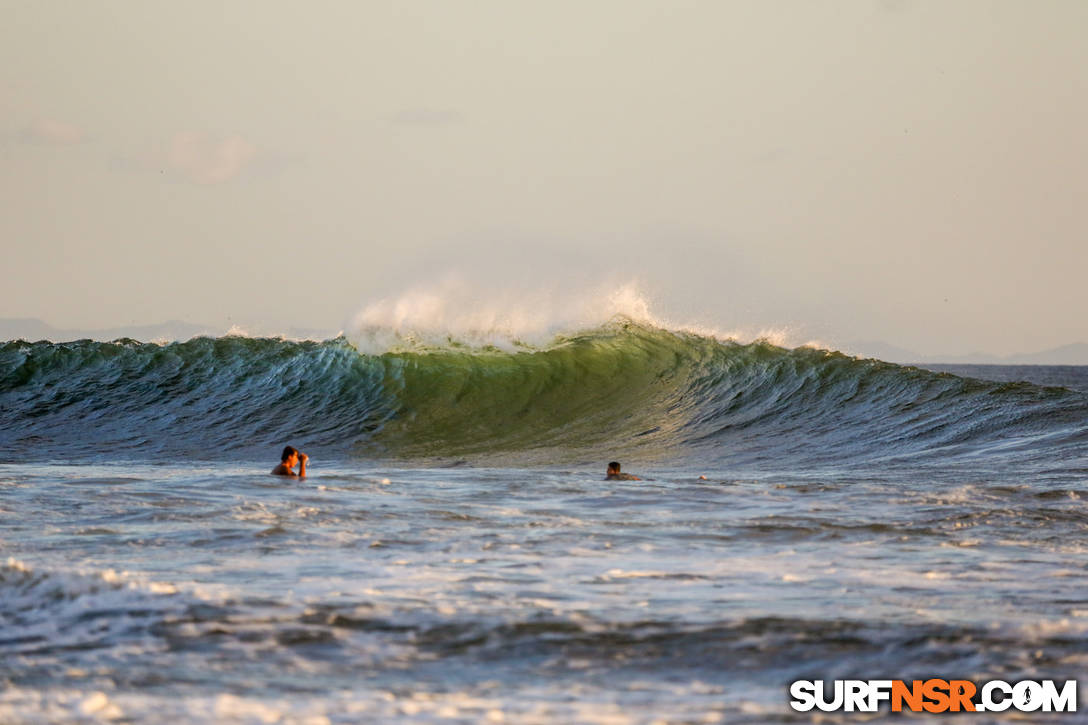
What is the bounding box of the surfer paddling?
[605,461,640,481]
[272,446,308,477]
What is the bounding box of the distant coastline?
[843,339,1088,366]
[1,317,1085,365]
[0,318,339,345]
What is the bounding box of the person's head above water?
[274,445,308,477]
[281,446,299,464]
[605,461,641,481]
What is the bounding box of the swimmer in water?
[605,461,640,481]
[272,446,308,477]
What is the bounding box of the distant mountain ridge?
[0,318,219,343]
[846,340,1088,366]
[0,318,338,343]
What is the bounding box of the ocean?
[2,322,1086,723]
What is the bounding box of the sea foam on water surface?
[0,559,200,657]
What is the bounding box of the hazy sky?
[3,1,1086,355]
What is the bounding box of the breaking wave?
[1,320,1086,467]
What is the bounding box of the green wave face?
[368,321,1088,468]
[370,322,724,464]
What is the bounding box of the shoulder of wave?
[656,321,849,356]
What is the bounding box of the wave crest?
[348,281,659,354]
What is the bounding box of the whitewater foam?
[346,279,821,354]
[347,279,659,353]
[0,558,202,659]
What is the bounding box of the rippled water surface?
[3,456,1087,723]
